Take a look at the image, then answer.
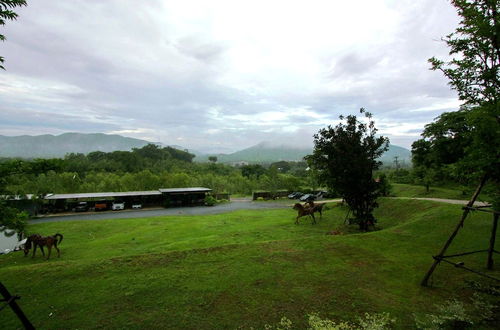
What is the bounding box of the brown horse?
[307,201,327,218]
[24,233,63,259]
[293,203,316,224]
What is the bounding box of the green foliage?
[428,0,499,106]
[265,312,395,330]
[423,0,500,207]
[414,282,498,330]
[414,299,472,329]
[204,194,216,206]
[376,174,392,197]
[0,199,28,235]
[208,156,218,163]
[0,0,27,70]
[241,164,266,178]
[307,109,389,230]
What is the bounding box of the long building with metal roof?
[45,191,162,200]
[42,187,212,213]
[44,188,212,200]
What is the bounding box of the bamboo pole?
[421,175,488,286]
[0,282,34,329]
[487,213,498,270]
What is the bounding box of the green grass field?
[1,199,498,329]
[390,183,486,201]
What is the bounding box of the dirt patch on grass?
[107,244,242,267]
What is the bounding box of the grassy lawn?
[390,183,484,201]
[1,199,498,329]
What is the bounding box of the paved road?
[29,197,489,224]
[30,199,287,223]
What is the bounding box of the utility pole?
[393,156,400,171]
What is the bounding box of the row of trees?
[3,169,307,196]
[0,144,316,196]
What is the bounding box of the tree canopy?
[428,0,499,106]
[306,109,389,230]
[414,0,499,203]
[0,0,27,70]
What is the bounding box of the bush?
[377,174,392,197]
[414,299,472,329]
[204,195,216,206]
[264,312,395,330]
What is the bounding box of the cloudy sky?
[0,0,461,153]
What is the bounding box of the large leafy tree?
[414,0,499,205]
[0,0,27,70]
[306,109,389,231]
[428,0,499,106]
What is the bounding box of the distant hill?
[195,141,411,165]
[195,142,310,163]
[0,133,412,165]
[378,144,412,166]
[0,133,155,158]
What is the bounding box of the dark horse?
[293,203,316,224]
[24,233,63,259]
[307,201,326,218]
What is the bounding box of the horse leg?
[40,245,45,257]
[32,244,37,258]
[47,245,52,260]
[311,213,316,225]
[54,242,60,257]
[295,215,300,224]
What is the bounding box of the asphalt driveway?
[30,198,288,223]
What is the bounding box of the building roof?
[159,187,212,194]
[45,191,162,200]
[44,187,212,200]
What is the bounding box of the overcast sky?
[0,0,461,153]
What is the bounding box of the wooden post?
[487,213,498,270]
[421,175,488,286]
[0,282,34,329]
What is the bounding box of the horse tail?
[54,233,63,244]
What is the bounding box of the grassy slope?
[1,199,498,329]
[390,183,486,200]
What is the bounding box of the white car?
[132,203,142,209]
[112,202,125,211]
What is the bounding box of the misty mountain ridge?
[0,133,155,158]
[0,133,411,165]
[195,141,411,165]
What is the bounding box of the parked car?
[95,202,108,211]
[132,203,142,209]
[288,192,304,199]
[75,202,89,212]
[300,194,316,202]
[315,191,327,199]
[112,202,125,211]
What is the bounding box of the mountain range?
[196,141,411,165]
[0,133,411,165]
[0,133,152,158]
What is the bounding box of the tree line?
[0,144,315,196]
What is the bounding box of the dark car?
[300,194,316,202]
[315,191,327,199]
[75,202,89,212]
[288,192,304,199]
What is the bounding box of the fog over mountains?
[0,133,411,165]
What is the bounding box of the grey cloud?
[0,0,461,152]
[174,37,227,63]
